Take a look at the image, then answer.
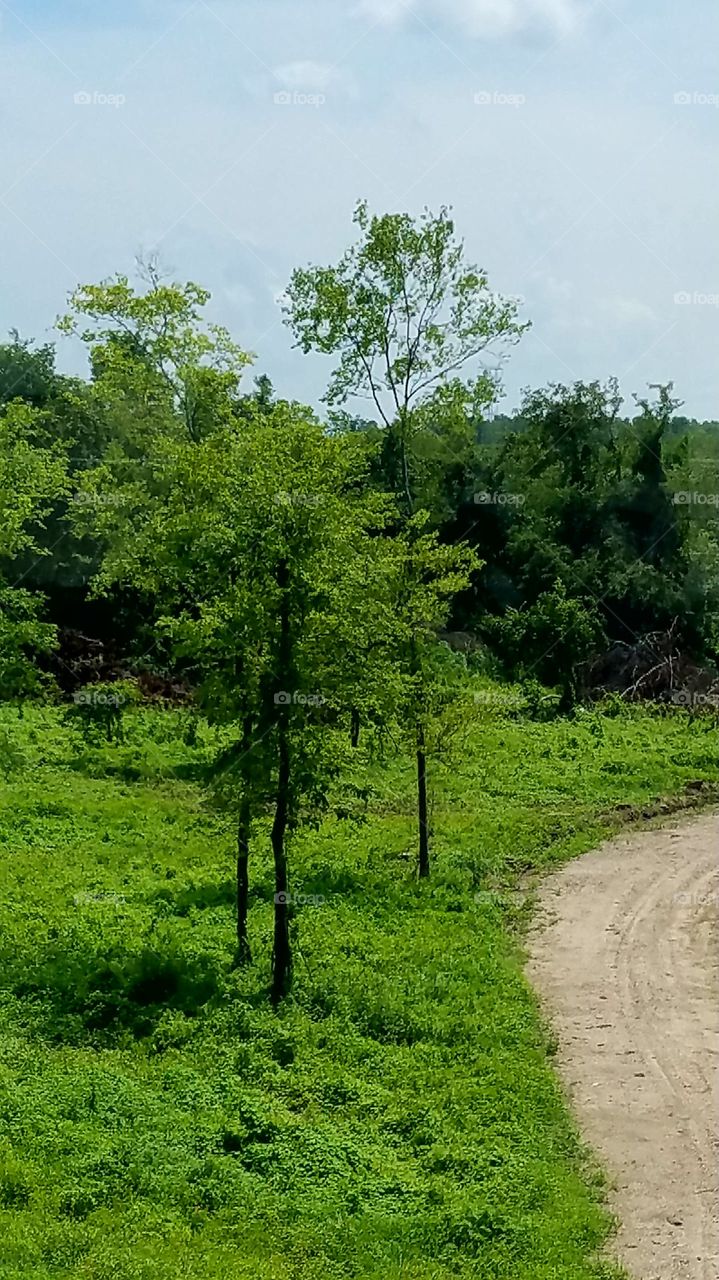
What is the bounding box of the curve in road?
[527,812,719,1280]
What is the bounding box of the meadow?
[0,694,716,1280]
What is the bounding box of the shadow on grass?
[286,863,370,902]
[66,753,214,785]
[6,939,226,1044]
[150,878,237,915]
[149,863,372,919]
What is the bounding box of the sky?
[1,0,717,418]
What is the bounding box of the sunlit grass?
[0,697,715,1278]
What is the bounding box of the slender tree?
[285,201,511,873]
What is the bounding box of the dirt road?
[527,812,719,1280]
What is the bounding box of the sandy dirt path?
[527,812,719,1280]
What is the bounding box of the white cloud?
[357,0,581,38]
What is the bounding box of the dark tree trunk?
[271,557,293,1005]
[398,410,414,518]
[236,808,251,964]
[558,681,575,716]
[236,808,250,962]
[416,722,430,878]
[350,706,360,748]
[235,715,254,965]
[271,728,292,1004]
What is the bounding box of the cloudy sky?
[1,0,716,417]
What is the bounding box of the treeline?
[1,204,718,996]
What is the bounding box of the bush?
[486,583,605,710]
[0,585,57,702]
[62,678,142,743]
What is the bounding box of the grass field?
[0,694,716,1279]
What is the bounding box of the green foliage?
[0,401,68,562]
[0,333,57,410]
[62,679,142,744]
[58,259,253,445]
[0,701,714,1277]
[389,522,482,782]
[0,587,58,702]
[285,201,527,428]
[0,400,67,702]
[0,205,717,1277]
[285,201,528,521]
[487,582,606,709]
[467,380,719,663]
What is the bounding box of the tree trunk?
[350,706,360,748]
[271,557,293,1005]
[235,715,254,965]
[271,728,292,1004]
[396,407,414,518]
[236,804,251,964]
[416,721,430,878]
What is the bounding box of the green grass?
[0,696,716,1279]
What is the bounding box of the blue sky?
[1,0,717,416]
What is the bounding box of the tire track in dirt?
[526,813,719,1280]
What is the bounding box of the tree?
[284,200,528,514]
[0,400,68,698]
[488,581,605,711]
[665,403,719,661]
[54,267,256,665]
[58,260,253,446]
[391,518,482,874]
[0,332,57,410]
[491,379,623,596]
[481,380,654,633]
[463,379,719,685]
[0,337,113,626]
[285,201,515,874]
[72,399,402,999]
[0,401,68,564]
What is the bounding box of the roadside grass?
[0,697,716,1279]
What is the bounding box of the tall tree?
[284,201,514,873]
[71,399,404,999]
[391,517,482,874]
[285,199,527,513]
